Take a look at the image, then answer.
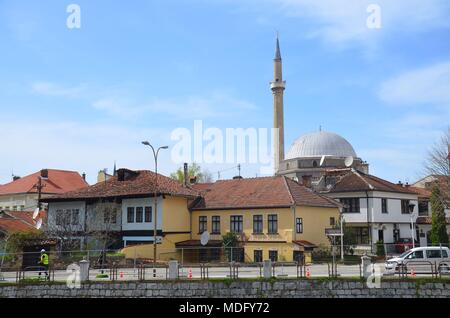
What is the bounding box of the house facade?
[185,176,341,263]
[43,169,197,255]
[0,169,88,212]
[321,169,420,253]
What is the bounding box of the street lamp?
[408,203,416,249]
[142,141,168,277]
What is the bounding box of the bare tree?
[46,208,85,252]
[425,127,450,199]
[87,201,121,258]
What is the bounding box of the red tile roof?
[43,169,199,201]
[0,211,37,235]
[408,186,432,198]
[0,169,88,195]
[328,170,417,194]
[191,176,341,210]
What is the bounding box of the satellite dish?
[200,231,210,246]
[344,156,354,168]
[33,208,40,220]
[35,218,43,230]
[320,155,326,167]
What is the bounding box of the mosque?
[271,37,369,187]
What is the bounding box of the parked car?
[394,238,418,254]
[385,246,450,274]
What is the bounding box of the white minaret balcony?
[270,80,286,89]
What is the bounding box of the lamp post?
[408,203,416,249]
[142,141,168,278]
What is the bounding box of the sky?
[0,0,449,185]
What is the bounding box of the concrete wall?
[0,279,448,298]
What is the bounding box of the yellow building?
[178,176,341,264]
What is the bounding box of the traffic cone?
[306,267,311,278]
[120,272,124,279]
[188,268,193,280]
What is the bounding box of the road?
[0,263,376,283]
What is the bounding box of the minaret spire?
[271,34,286,174]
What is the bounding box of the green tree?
[222,232,239,262]
[170,163,212,184]
[430,186,449,246]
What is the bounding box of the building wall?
[293,206,339,246]
[0,193,39,211]
[162,196,191,233]
[191,205,339,262]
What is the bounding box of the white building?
[322,169,420,254]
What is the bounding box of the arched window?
[312,161,318,168]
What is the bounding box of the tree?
[430,186,449,246]
[222,232,239,262]
[170,163,213,184]
[425,127,450,200]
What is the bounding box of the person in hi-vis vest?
[38,249,49,280]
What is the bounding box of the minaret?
[271,35,286,174]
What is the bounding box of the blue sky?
[0,0,449,185]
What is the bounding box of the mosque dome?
[286,131,357,160]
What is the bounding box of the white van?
[385,246,450,273]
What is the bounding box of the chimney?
[12,175,21,181]
[233,176,243,180]
[40,169,49,179]
[82,173,86,181]
[189,176,197,184]
[183,163,189,186]
[302,175,312,188]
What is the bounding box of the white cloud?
[379,61,450,108]
[31,81,256,119]
[248,0,450,47]
[31,81,86,98]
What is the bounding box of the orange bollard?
[120,272,124,279]
[411,268,416,277]
[188,268,193,280]
[306,267,311,278]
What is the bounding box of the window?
[330,217,336,226]
[340,198,360,213]
[136,207,143,223]
[71,209,79,225]
[254,250,263,263]
[145,207,152,223]
[418,201,429,216]
[230,216,243,233]
[296,218,303,234]
[103,208,117,224]
[406,251,424,259]
[426,249,444,258]
[212,216,220,234]
[347,227,369,244]
[199,216,207,234]
[401,200,410,214]
[381,199,388,214]
[269,250,278,262]
[56,209,63,226]
[268,214,278,234]
[127,207,135,223]
[253,215,263,234]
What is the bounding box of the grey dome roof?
[286,131,357,159]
